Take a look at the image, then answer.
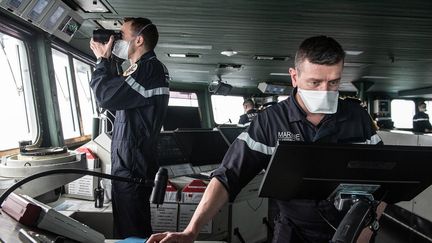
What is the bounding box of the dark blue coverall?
[238,108,258,125]
[90,50,169,238]
[413,111,432,133]
[212,88,382,243]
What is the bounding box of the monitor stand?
[329,183,381,243]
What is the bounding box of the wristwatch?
[369,219,380,233]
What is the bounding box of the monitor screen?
[173,130,229,166]
[8,0,24,9]
[43,5,65,30]
[26,0,50,22]
[218,126,245,145]
[58,16,81,37]
[259,142,432,204]
[163,106,202,130]
[156,132,186,166]
[214,82,232,95]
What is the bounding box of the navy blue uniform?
[212,88,382,243]
[238,108,258,125]
[90,51,169,238]
[413,111,432,133]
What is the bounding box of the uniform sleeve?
[238,114,247,124]
[90,58,169,110]
[426,114,432,130]
[361,108,384,145]
[211,113,274,202]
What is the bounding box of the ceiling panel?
[69,0,432,95]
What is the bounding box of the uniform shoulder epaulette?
[342,96,362,104]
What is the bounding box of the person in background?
[413,101,432,133]
[89,17,169,239]
[238,98,258,125]
[148,35,385,243]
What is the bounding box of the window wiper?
[0,39,23,95]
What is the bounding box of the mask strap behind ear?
[135,23,153,37]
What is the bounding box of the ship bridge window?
[211,95,244,125]
[424,101,432,119]
[163,91,201,130]
[168,91,198,107]
[391,99,415,129]
[51,48,96,140]
[0,31,37,151]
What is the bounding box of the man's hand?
[147,230,196,243]
[356,227,374,243]
[356,201,387,243]
[147,179,228,243]
[89,36,114,59]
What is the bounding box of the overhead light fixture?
[258,82,291,95]
[345,50,364,56]
[270,73,290,76]
[167,53,186,58]
[175,69,209,73]
[361,76,390,79]
[253,55,290,61]
[217,63,242,69]
[73,0,110,13]
[344,62,365,67]
[158,43,213,50]
[221,50,238,57]
[167,53,201,58]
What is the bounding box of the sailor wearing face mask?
[89,17,169,239]
[244,37,384,242]
[413,102,432,133]
[148,36,384,243]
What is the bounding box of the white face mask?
[297,88,339,114]
[111,23,153,60]
[112,39,130,60]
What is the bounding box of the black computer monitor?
[218,126,246,145]
[156,131,187,166]
[173,129,229,166]
[259,142,432,204]
[163,106,202,130]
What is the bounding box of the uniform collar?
[286,87,349,123]
[138,50,157,63]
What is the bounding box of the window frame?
[51,44,96,145]
[0,16,40,154]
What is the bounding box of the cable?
[99,112,114,134]
[0,169,154,207]
[317,208,337,231]
[233,228,246,243]
[105,109,116,118]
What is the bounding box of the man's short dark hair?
[243,99,254,106]
[418,101,426,107]
[294,35,345,71]
[124,17,159,50]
